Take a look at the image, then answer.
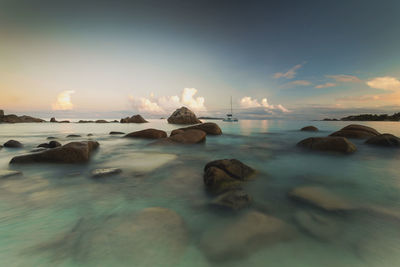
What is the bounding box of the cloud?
[129,88,206,115]
[289,80,311,86]
[315,82,336,89]
[326,75,361,83]
[239,96,290,113]
[52,90,75,110]
[274,64,303,79]
[366,76,400,91]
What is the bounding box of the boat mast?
[230,96,233,115]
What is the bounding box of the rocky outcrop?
[171,122,222,136]
[301,126,318,132]
[91,168,122,178]
[3,140,23,148]
[167,107,202,125]
[120,115,148,123]
[0,113,45,123]
[10,141,99,164]
[289,185,356,211]
[50,117,57,122]
[330,124,380,139]
[109,131,125,135]
[125,129,167,139]
[200,211,295,261]
[297,136,356,153]
[38,141,61,149]
[365,134,400,147]
[210,190,252,210]
[204,159,255,194]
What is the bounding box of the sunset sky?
[1,0,400,119]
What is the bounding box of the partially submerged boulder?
[38,141,61,149]
[10,141,99,164]
[50,117,57,122]
[301,126,318,132]
[125,129,167,139]
[120,114,148,123]
[365,134,400,147]
[210,190,252,210]
[171,122,222,136]
[297,136,356,153]
[330,124,380,139]
[67,134,81,138]
[3,140,23,148]
[151,129,206,145]
[109,131,125,135]
[167,107,202,125]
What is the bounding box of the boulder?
[289,185,356,211]
[50,117,57,122]
[91,168,122,178]
[365,134,400,147]
[10,141,99,164]
[4,140,23,148]
[210,190,252,210]
[87,134,93,137]
[330,124,380,139]
[120,114,148,123]
[301,126,318,132]
[204,159,255,194]
[200,211,295,261]
[95,120,108,123]
[67,134,81,138]
[38,141,61,149]
[109,131,125,135]
[171,122,222,136]
[167,107,202,124]
[125,129,167,139]
[78,120,94,123]
[59,120,70,123]
[297,136,356,153]
[168,129,206,144]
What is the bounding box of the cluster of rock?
[297,124,400,153]
[0,110,45,123]
[120,115,148,123]
[167,107,202,124]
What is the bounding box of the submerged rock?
[59,120,70,123]
[330,124,380,139]
[200,211,295,261]
[0,170,22,178]
[289,185,356,211]
[301,126,318,132]
[66,134,81,138]
[365,134,400,147]
[3,140,23,148]
[203,159,255,194]
[297,136,356,153]
[125,129,167,139]
[10,141,99,164]
[167,107,202,125]
[294,210,341,240]
[210,190,252,210]
[109,131,125,135]
[38,141,61,149]
[120,114,148,123]
[171,122,222,135]
[91,168,122,178]
[47,136,57,140]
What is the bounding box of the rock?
[59,120,70,123]
[67,134,81,138]
[109,131,125,135]
[125,129,167,139]
[330,124,380,139]
[210,190,252,210]
[91,168,122,178]
[297,136,356,153]
[365,134,400,147]
[78,120,94,123]
[171,122,222,136]
[10,141,99,164]
[3,140,23,148]
[200,211,295,261]
[38,141,61,149]
[293,210,341,240]
[289,186,356,211]
[50,117,57,122]
[0,114,45,123]
[31,147,47,153]
[0,110,3,117]
[301,126,318,132]
[167,107,202,124]
[0,170,22,178]
[120,114,148,123]
[95,120,108,123]
[168,129,206,144]
[204,159,255,194]
[87,134,93,137]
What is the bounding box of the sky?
[1,0,400,119]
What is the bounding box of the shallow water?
[1,120,400,267]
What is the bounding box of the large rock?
[330,124,380,139]
[120,114,148,123]
[289,186,356,211]
[168,129,206,144]
[3,140,23,148]
[301,126,318,132]
[167,107,202,125]
[125,129,167,139]
[200,211,295,261]
[171,122,222,136]
[297,136,356,153]
[50,117,57,122]
[0,114,45,123]
[204,159,255,194]
[365,134,400,147]
[210,190,252,210]
[10,141,99,164]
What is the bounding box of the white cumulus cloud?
[239,96,289,113]
[366,76,400,91]
[52,90,75,110]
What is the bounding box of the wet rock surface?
[365,133,400,147]
[171,122,222,135]
[3,140,23,148]
[167,107,202,125]
[125,129,167,139]
[297,136,356,153]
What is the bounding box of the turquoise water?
[0,119,400,267]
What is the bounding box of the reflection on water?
[0,119,400,266]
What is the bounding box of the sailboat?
[223,96,239,122]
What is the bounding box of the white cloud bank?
[52,90,75,110]
[366,76,400,91]
[240,96,289,113]
[129,88,206,115]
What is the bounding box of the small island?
[323,112,400,122]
